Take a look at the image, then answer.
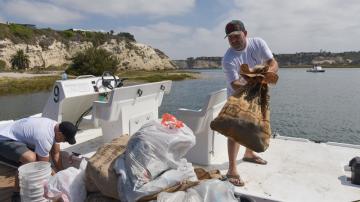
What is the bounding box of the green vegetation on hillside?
[66,47,120,76]
[10,50,30,70]
[0,23,136,48]
[0,60,6,70]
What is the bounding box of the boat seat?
[176,88,227,165]
[93,80,172,142]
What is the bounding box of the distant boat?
[307,65,325,72]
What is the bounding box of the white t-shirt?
[222,37,274,96]
[0,117,56,157]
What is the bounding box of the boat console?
[42,74,120,126]
[42,74,172,143]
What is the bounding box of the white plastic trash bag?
[44,160,87,202]
[157,179,237,202]
[191,179,237,202]
[136,159,198,194]
[157,189,202,202]
[115,158,197,201]
[158,191,188,202]
[115,116,196,202]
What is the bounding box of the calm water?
[1,68,360,144]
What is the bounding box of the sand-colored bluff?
[0,38,176,71]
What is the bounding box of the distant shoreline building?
[6,22,36,29]
[67,28,107,33]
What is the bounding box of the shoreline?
[0,72,60,78]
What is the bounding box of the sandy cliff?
[0,38,176,70]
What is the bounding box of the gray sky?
[1,0,359,59]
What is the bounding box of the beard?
[231,41,245,51]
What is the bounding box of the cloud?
[126,22,191,41]
[124,22,193,59]
[229,0,360,53]
[56,0,195,17]
[123,0,360,59]
[2,0,83,24]
[123,22,228,59]
[0,16,5,23]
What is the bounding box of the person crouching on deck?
[0,117,77,201]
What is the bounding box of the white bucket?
[18,161,51,202]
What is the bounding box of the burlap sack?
[85,135,130,200]
[210,64,278,152]
[85,193,119,202]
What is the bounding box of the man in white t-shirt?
[0,117,77,168]
[222,20,278,186]
[0,117,77,201]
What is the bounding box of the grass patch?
[0,76,58,96]
[0,70,199,95]
[118,70,199,82]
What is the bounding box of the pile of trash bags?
[43,114,238,202]
[114,118,196,201]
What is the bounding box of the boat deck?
[2,127,360,202]
[0,163,16,202]
[61,129,360,202]
[208,136,360,202]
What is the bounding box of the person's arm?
[223,60,246,91]
[231,79,245,91]
[265,57,279,73]
[50,143,63,172]
[257,37,278,73]
[37,155,50,162]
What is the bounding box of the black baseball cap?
[59,121,77,145]
[225,20,246,38]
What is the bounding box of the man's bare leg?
[228,138,240,175]
[227,138,244,186]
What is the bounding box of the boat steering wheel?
[101,71,118,90]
